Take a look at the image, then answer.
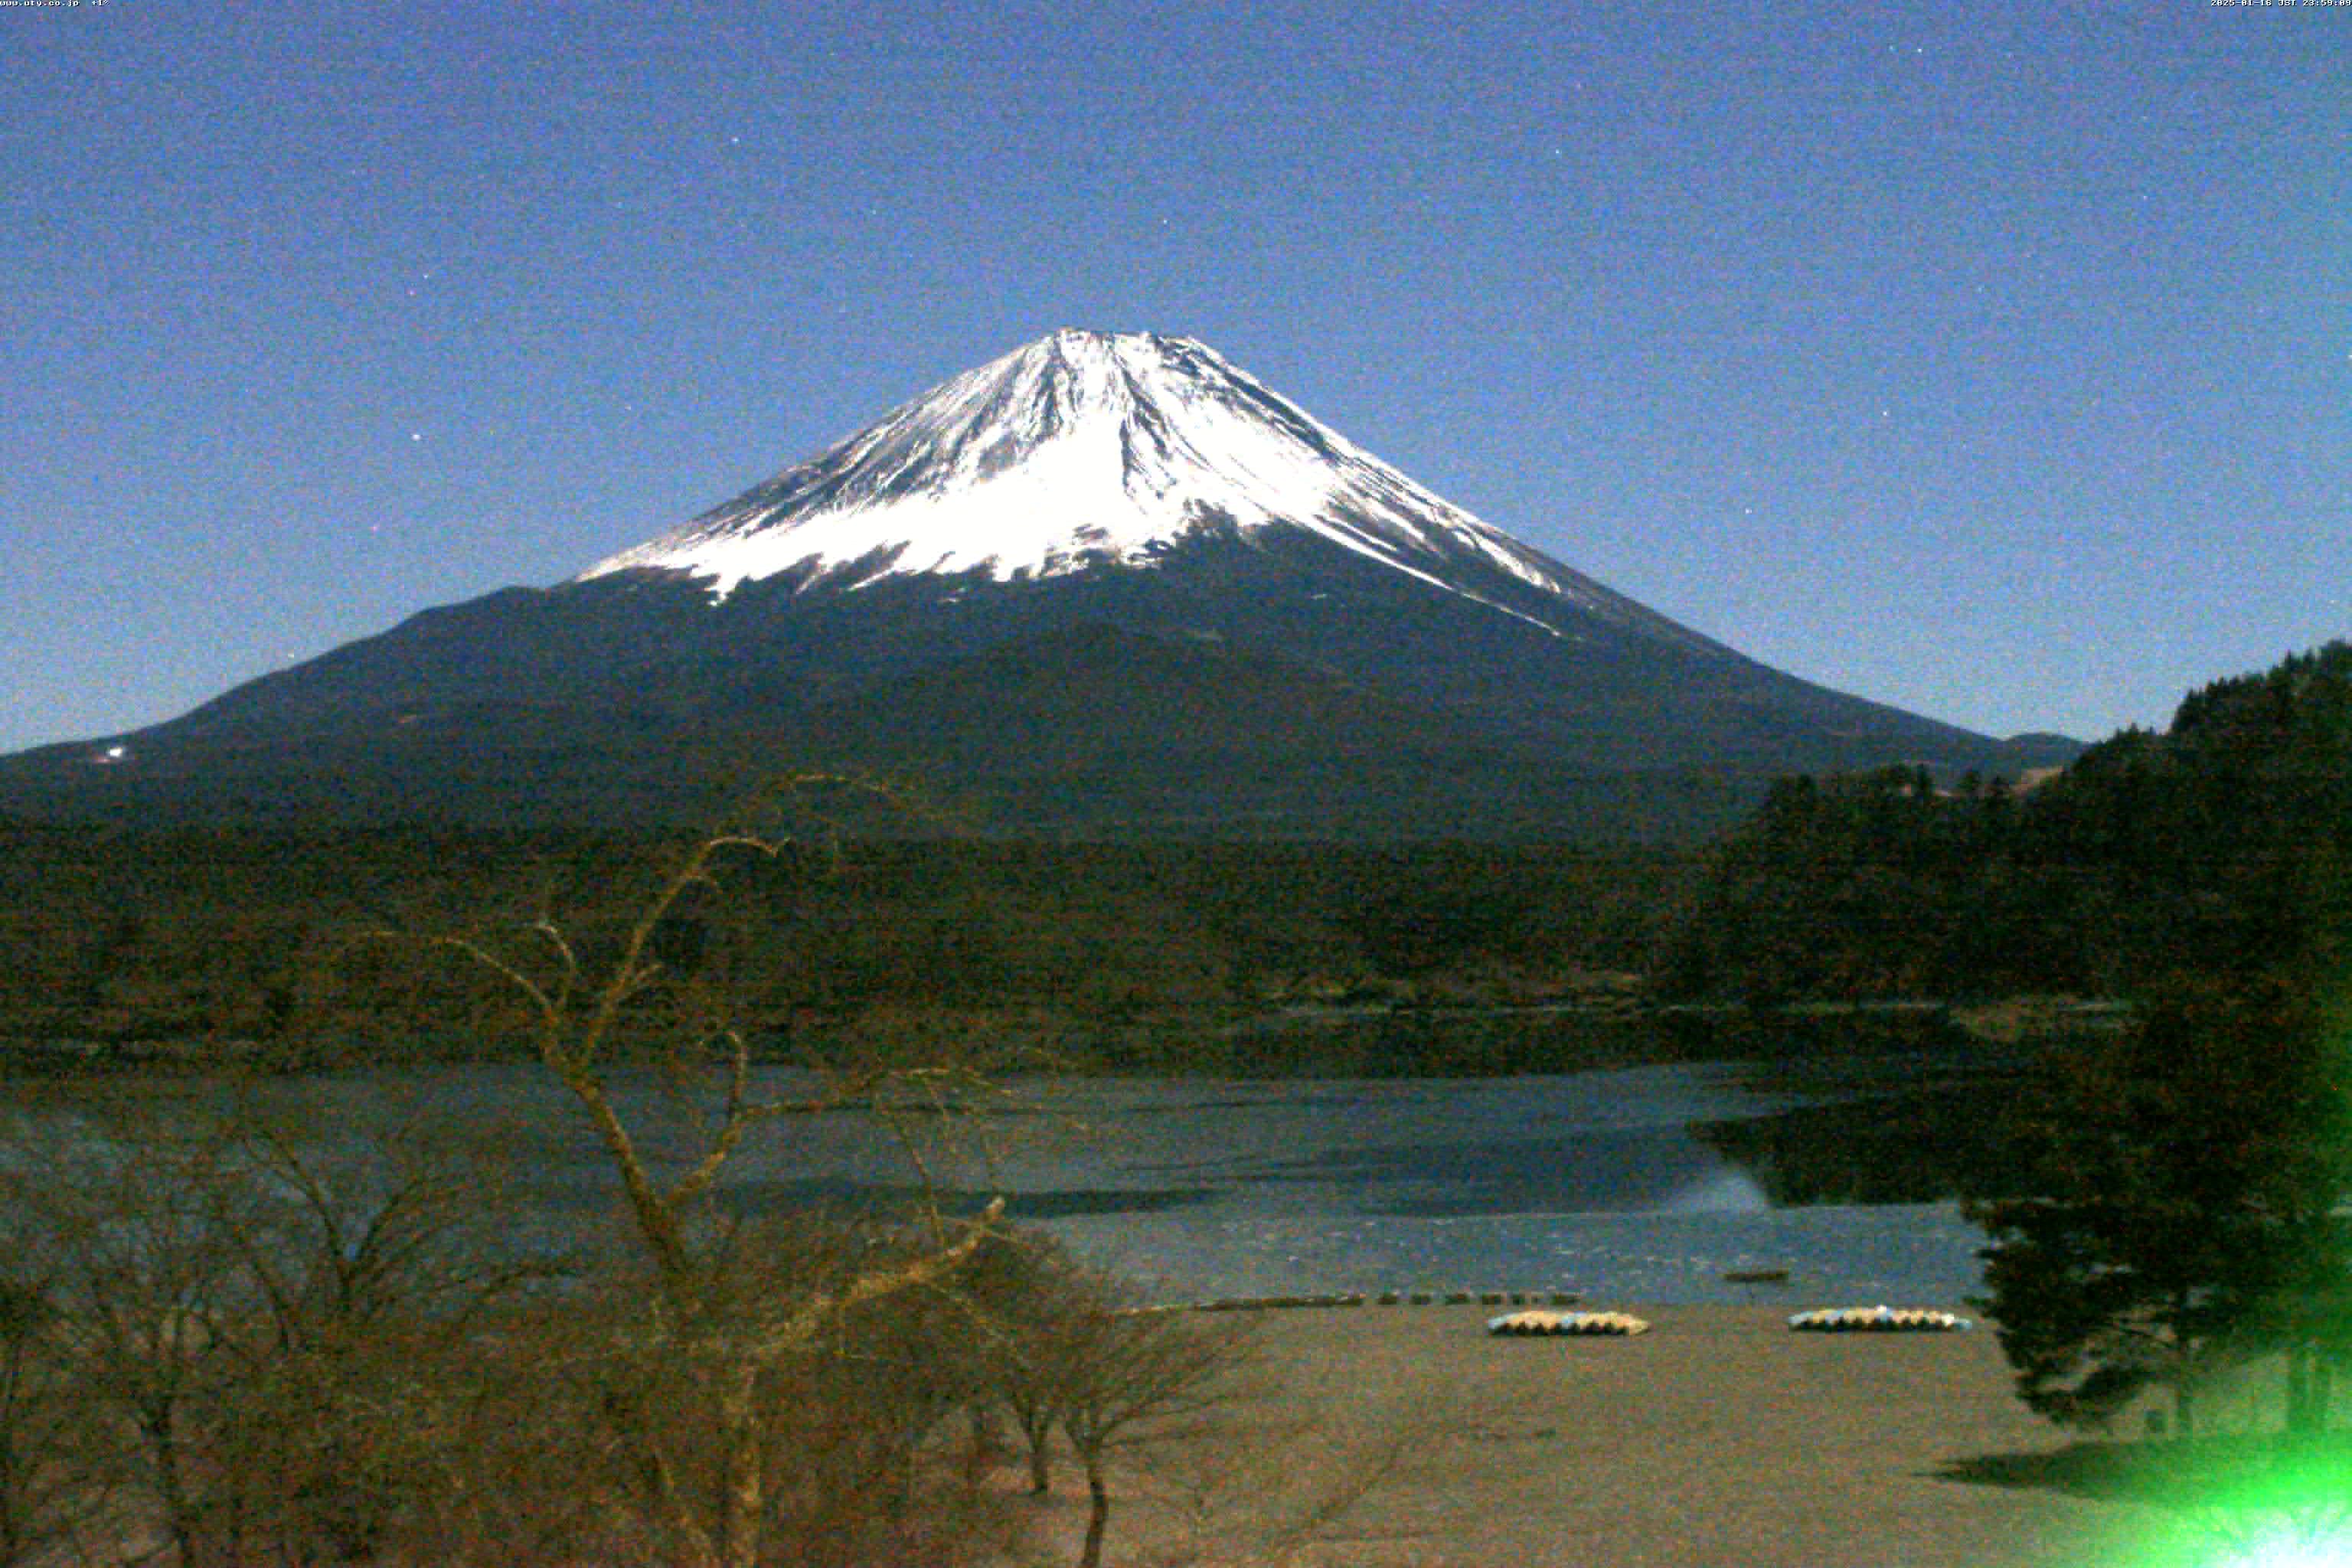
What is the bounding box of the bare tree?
[1053,1295,1254,1568]
[1,1102,255,1568]
[0,1084,545,1568]
[211,1099,550,1564]
[1125,1401,1433,1568]
[388,792,1007,1568]
[953,1228,1085,1497]
[0,1274,98,1568]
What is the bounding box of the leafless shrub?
[1122,1397,1440,1568]
[0,1273,101,1568]
[0,1078,555,1568]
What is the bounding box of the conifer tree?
[1966,977,2352,1434]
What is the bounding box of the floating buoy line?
[1190,1289,1582,1312]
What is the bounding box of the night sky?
[6,0,2344,756]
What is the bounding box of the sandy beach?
[1026,1302,2178,1568]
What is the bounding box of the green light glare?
[2194,1519,2352,1568]
[2118,1449,2352,1568]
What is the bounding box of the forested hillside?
[0,825,1693,1067]
[18,641,2344,1067]
[1671,641,2352,1000]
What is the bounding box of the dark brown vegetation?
[0,828,1695,1073]
[0,807,1261,1568]
[0,1082,1256,1568]
[18,645,2352,1071]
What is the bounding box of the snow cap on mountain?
[577,328,1710,649]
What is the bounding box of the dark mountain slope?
[2,330,2075,838]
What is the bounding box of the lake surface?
[946,1064,2007,1305]
[14,1054,2012,1307]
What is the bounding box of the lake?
[933,1061,2013,1306]
[8,1050,2017,1307]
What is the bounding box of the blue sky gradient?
[5,0,2344,753]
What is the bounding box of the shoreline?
[0,995,2106,1082]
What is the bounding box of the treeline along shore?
[5,639,2347,1076]
[0,829,1703,1073]
[1674,639,2352,1003]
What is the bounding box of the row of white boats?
[1484,1305,1973,1336]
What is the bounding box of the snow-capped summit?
[577,329,1717,654]
[0,328,2078,836]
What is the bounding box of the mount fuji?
[575,328,1711,656]
[3,331,2074,838]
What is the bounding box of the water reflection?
[1658,1167,1773,1216]
[1689,1073,2029,1207]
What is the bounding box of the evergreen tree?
[1965,976,2352,1434]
